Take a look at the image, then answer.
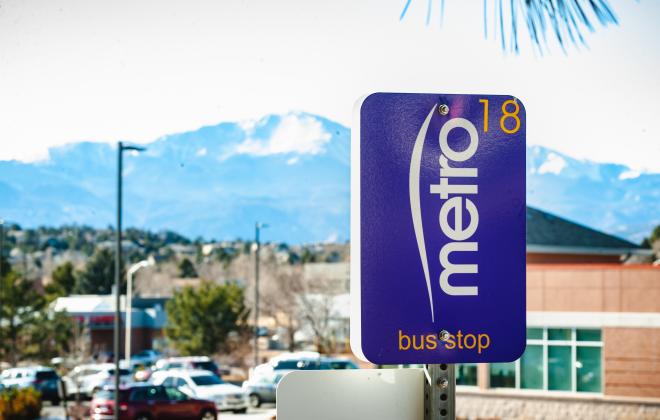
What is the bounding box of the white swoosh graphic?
[409,105,436,322]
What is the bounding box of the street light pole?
[0,218,4,347]
[114,142,145,420]
[0,218,4,277]
[125,258,154,363]
[254,222,267,368]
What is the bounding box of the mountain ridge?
[0,113,657,244]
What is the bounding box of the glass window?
[577,329,601,342]
[576,347,602,393]
[456,364,477,386]
[489,327,602,394]
[130,388,148,401]
[548,328,571,341]
[191,375,223,386]
[520,345,543,390]
[165,387,188,401]
[274,360,300,370]
[526,328,543,340]
[548,346,572,391]
[191,361,219,373]
[489,363,515,388]
[36,371,58,380]
[146,386,167,401]
[107,369,130,376]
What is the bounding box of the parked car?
[242,371,284,407]
[0,366,61,405]
[62,363,133,399]
[253,351,323,377]
[153,356,224,377]
[151,369,248,413]
[130,349,162,366]
[90,383,216,420]
[319,358,359,370]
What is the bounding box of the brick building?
[52,295,168,358]
[455,207,660,418]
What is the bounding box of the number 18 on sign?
[350,93,526,364]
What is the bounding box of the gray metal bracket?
[424,364,456,420]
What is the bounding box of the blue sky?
[0,0,658,171]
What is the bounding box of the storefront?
[452,208,659,417]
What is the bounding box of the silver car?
[0,366,62,405]
[242,372,284,407]
[62,363,132,399]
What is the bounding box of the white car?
[151,369,248,413]
[153,356,223,377]
[62,363,132,398]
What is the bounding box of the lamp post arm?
[125,260,153,362]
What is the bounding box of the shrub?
[0,387,42,420]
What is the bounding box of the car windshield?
[94,390,129,401]
[191,361,218,372]
[106,369,131,376]
[36,371,58,380]
[274,360,320,370]
[256,373,283,385]
[321,360,358,370]
[191,375,223,386]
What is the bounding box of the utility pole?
[0,218,4,349]
[0,218,4,276]
[253,222,267,368]
[114,142,145,420]
[114,142,122,420]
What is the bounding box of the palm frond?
[400,0,620,54]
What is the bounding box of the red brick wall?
[604,328,660,398]
[527,265,660,313]
[89,328,157,357]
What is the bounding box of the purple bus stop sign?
[350,93,526,364]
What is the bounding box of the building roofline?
[527,263,659,270]
[526,244,653,256]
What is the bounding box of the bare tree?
[297,292,337,354]
[260,263,304,352]
[259,261,347,354]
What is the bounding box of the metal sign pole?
[424,364,455,420]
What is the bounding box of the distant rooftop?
[526,207,646,255]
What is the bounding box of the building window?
[489,327,602,393]
[490,363,515,388]
[520,344,543,389]
[456,364,477,386]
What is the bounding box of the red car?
[91,384,217,420]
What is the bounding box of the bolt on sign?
[350,93,526,364]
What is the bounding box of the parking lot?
[40,403,276,419]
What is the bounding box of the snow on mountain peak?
[232,113,331,157]
[538,152,567,175]
[619,169,641,180]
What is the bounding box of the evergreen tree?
[165,282,249,355]
[0,270,45,365]
[178,258,198,278]
[45,261,76,300]
[25,310,75,362]
[75,248,116,294]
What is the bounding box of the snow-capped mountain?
[526,146,658,243]
[0,113,656,243]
